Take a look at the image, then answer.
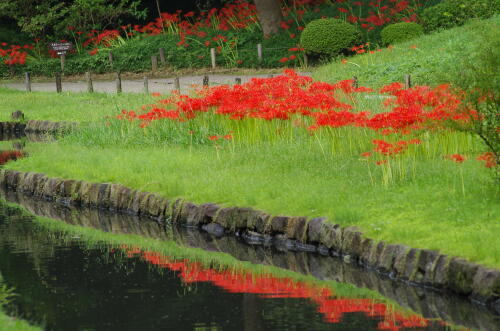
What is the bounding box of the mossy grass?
[314,15,500,88]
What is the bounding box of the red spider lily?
[477,152,496,168]
[118,70,469,140]
[448,154,466,163]
[0,150,24,164]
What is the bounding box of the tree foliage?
[0,0,147,38]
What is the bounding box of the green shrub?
[421,0,500,32]
[380,22,424,45]
[300,19,361,56]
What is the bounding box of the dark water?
[0,201,470,331]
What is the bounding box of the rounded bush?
[421,0,500,32]
[380,22,424,45]
[300,18,362,56]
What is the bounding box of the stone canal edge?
[0,120,77,134]
[0,169,499,314]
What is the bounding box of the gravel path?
[2,73,311,94]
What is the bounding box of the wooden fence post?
[404,74,412,89]
[85,71,93,93]
[60,54,65,72]
[235,77,242,85]
[108,51,114,67]
[24,72,31,92]
[116,71,122,94]
[55,72,62,93]
[143,76,148,94]
[257,43,263,64]
[174,77,180,92]
[151,55,158,72]
[159,48,166,66]
[203,75,209,87]
[210,48,216,69]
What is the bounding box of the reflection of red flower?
[118,245,435,328]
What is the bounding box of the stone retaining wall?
[1,169,498,313]
[0,120,77,134]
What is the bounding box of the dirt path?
[2,72,311,94]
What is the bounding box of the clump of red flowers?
[119,70,470,138]
[477,152,497,168]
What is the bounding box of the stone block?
[471,268,500,304]
[306,217,326,244]
[270,216,290,235]
[341,226,363,258]
[448,258,479,296]
[286,217,308,243]
[318,223,342,251]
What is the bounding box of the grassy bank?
[314,16,500,88]
[7,139,500,268]
[0,313,39,331]
[0,88,155,122]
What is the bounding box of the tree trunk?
[254,0,283,37]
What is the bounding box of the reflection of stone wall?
[1,169,499,317]
[2,185,499,331]
[2,188,168,241]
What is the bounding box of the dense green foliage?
[420,0,500,32]
[0,0,146,37]
[314,16,500,88]
[300,19,361,56]
[441,21,500,167]
[380,22,423,46]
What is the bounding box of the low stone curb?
[1,169,498,313]
[0,120,77,134]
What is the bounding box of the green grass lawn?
[0,88,156,122]
[7,140,499,268]
[314,15,500,88]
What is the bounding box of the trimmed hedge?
[300,19,361,56]
[380,22,424,46]
[421,0,500,32]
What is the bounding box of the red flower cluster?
[371,139,421,156]
[0,150,24,164]
[448,154,466,163]
[477,152,497,168]
[0,43,32,66]
[118,244,444,330]
[120,70,469,138]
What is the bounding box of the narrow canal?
[0,134,498,331]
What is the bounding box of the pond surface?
[0,196,494,331]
